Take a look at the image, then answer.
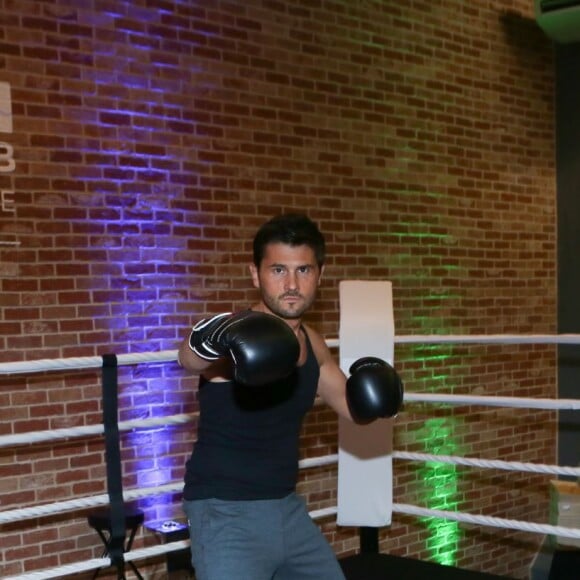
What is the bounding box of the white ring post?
[337,280,394,527]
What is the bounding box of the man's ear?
[249,263,259,288]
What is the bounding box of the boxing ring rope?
[1,446,579,527]
[0,413,198,447]
[0,349,177,374]
[1,332,579,376]
[2,392,578,450]
[3,541,193,580]
[403,393,580,410]
[2,393,578,450]
[1,334,580,579]
[0,455,341,528]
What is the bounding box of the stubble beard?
[262,291,315,320]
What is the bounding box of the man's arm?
[305,326,354,421]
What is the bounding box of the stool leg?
[128,561,144,580]
[90,521,143,579]
[124,525,143,579]
[92,529,111,579]
[125,526,139,552]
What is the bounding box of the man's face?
[250,242,323,320]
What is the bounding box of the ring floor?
[340,553,507,580]
[339,549,580,580]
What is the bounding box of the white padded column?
[337,280,394,527]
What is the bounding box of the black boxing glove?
[188,311,300,386]
[346,357,404,422]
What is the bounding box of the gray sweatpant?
[183,493,345,580]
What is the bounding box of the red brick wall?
[0,1,557,578]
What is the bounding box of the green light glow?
[410,310,463,565]
[417,416,461,566]
[390,219,465,565]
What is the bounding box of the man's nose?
[285,271,298,290]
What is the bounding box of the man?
[178,213,403,580]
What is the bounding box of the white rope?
[2,334,580,376]
[0,413,198,448]
[299,452,580,478]
[3,556,117,580]
[326,334,580,348]
[5,501,579,580]
[2,540,192,580]
[5,449,577,526]
[299,454,339,469]
[403,393,580,410]
[310,506,338,520]
[393,451,580,477]
[317,502,580,540]
[0,483,183,525]
[0,350,178,375]
[0,455,339,525]
[3,392,577,450]
[392,503,580,540]
[395,334,580,345]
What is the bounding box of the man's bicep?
[317,355,353,421]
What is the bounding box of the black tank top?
[183,328,319,501]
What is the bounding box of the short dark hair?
[253,213,326,268]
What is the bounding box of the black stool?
[87,505,145,579]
